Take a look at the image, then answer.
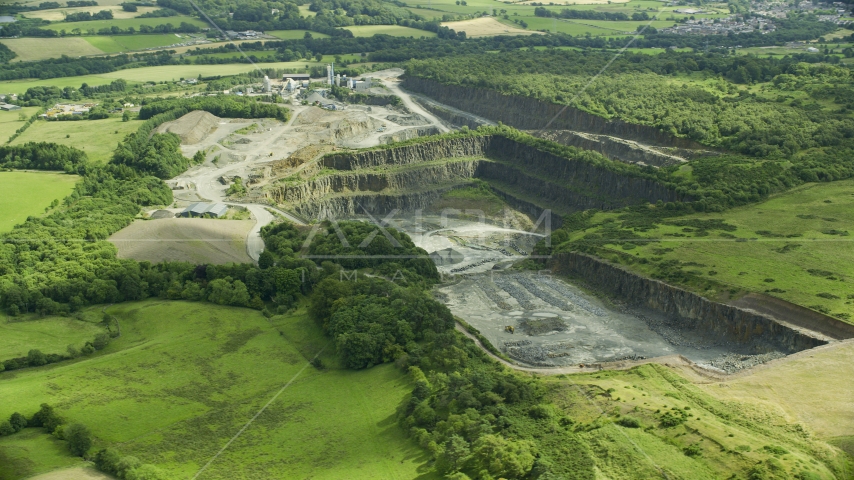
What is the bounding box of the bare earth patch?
[109,218,254,264]
[26,466,114,480]
[441,17,541,37]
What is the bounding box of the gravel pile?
[451,257,500,273]
[512,274,573,311]
[475,279,512,310]
[503,340,532,347]
[493,276,537,310]
[707,351,786,373]
[518,317,568,335]
[504,344,552,366]
[538,277,607,316]
[614,354,647,361]
[508,241,528,255]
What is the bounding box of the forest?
[407,51,854,158]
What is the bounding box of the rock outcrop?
[403,77,707,150]
[548,252,828,353]
[270,134,688,219]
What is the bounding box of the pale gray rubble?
[437,271,787,369]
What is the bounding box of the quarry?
[117,68,853,377]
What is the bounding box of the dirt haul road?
[174,70,449,261]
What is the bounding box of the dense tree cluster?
[407,51,854,157]
[310,277,454,368]
[534,6,631,21]
[65,9,113,21]
[0,143,89,173]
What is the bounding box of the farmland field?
[0,38,104,61]
[0,314,105,359]
[83,33,191,53]
[442,17,539,37]
[0,171,78,234]
[0,107,39,141]
[41,16,207,32]
[268,29,330,39]
[0,75,118,95]
[109,218,255,265]
[11,117,140,165]
[23,5,160,21]
[0,300,434,480]
[341,25,437,37]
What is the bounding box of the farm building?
[179,202,228,218]
[0,103,21,111]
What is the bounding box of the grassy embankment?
[0,171,78,233]
[0,300,434,480]
[557,179,854,323]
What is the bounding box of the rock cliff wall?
[404,77,707,150]
[266,160,480,205]
[548,252,827,353]
[292,185,466,219]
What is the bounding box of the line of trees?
[65,9,113,21]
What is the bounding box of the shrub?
[66,423,93,457]
[683,443,702,457]
[9,412,27,432]
[27,349,47,366]
[617,416,642,428]
[0,421,14,436]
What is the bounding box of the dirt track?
[170,69,450,261]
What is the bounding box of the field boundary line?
[191,344,327,479]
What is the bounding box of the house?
[179,202,228,218]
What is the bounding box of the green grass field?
[267,30,330,39]
[83,34,188,53]
[562,179,854,322]
[341,25,437,37]
[0,75,122,95]
[0,37,104,62]
[0,300,435,479]
[42,16,207,33]
[0,429,87,480]
[548,363,848,479]
[0,314,105,359]
[0,171,78,234]
[11,117,140,165]
[0,107,39,141]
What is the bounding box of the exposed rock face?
[403,77,707,149]
[380,126,442,144]
[272,135,688,219]
[293,185,466,219]
[537,130,687,168]
[268,160,480,205]
[548,252,828,353]
[322,136,491,170]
